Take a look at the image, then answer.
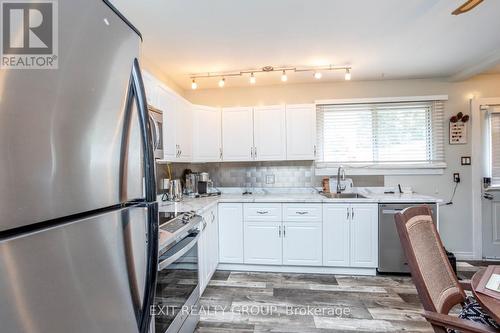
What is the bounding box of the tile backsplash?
[156,161,383,192]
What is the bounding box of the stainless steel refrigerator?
[0,1,158,332]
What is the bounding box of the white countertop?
[157,187,442,214]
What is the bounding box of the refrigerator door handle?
[130,59,159,333]
[131,58,156,202]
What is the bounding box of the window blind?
[490,112,500,186]
[316,100,445,167]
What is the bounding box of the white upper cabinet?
[221,107,254,161]
[157,85,177,160]
[176,98,193,162]
[193,105,221,162]
[286,104,317,160]
[253,105,287,161]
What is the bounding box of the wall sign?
[449,112,469,145]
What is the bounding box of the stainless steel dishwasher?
[378,203,437,273]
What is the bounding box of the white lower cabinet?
[323,203,378,268]
[218,202,378,271]
[199,206,219,294]
[350,204,378,268]
[218,203,244,263]
[282,222,322,266]
[244,222,282,265]
[323,204,350,266]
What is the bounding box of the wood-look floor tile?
[196,262,484,332]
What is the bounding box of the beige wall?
[183,74,500,258]
[140,56,185,96]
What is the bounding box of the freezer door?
[0,0,148,231]
[0,204,155,333]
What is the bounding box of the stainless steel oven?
[153,213,201,333]
[148,106,163,159]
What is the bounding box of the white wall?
[183,74,500,259]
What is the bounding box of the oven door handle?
[158,233,200,271]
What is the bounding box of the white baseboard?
[217,263,377,276]
[452,251,475,260]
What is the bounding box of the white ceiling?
[111,0,500,89]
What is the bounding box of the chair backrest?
[395,205,466,314]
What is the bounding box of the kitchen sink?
[321,193,367,199]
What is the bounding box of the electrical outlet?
[453,173,460,183]
[461,156,471,165]
[266,174,275,184]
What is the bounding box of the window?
[316,100,445,168]
[488,110,500,186]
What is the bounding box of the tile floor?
[194,262,495,332]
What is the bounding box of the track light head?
[191,79,197,90]
[314,71,322,79]
[249,73,256,84]
[218,77,225,87]
[281,70,288,82]
[345,69,351,81]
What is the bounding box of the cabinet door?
[176,99,193,161]
[286,104,317,160]
[198,215,209,293]
[350,204,378,268]
[218,203,244,263]
[221,107,254,161]
[193,105,221,162]
[244,222,282,265]
[282,222,322,266]
[157,86,178,160]
[210,207,219,273]
[323,204,350,267]
[253,105,286,161]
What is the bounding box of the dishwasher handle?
[381,209,404,215]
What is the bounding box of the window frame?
[314,96,448,176]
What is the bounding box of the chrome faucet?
[337,165,346,194]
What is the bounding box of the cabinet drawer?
[244,203,282,221]
[283,204,322,222]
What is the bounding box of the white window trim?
[314,95,448,176]
[315,95,449,105]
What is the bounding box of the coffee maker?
[185,173,199,196]
[197,172,210,195]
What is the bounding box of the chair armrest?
[459,280,473,291]
[423,311,498,333]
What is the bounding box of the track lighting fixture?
[345,68,351,81]
[281,70,288,82]
[249,73,256,84]
[189,65,351,88]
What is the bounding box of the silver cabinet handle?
[257,211,269,214]
[278,225,281,237]
[250,146,253,158]
[351,208,354,220]
[220,148,223,160]
[296,211,308,215]
[283,225,286,237]
[254,146,257,158]
[346,207,350,220]
[313,145,317,157]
